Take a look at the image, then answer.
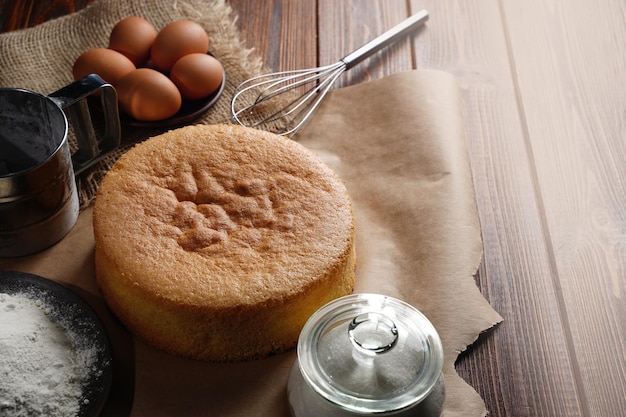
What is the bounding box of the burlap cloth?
[0,0,264,208]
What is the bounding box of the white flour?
[0,292,97,416]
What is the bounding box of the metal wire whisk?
[230,10,429,136]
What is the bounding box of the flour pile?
[0,292,97,416]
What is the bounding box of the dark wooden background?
[2,1,625,416]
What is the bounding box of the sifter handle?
[340,9,429,70]
[50,74,121,175]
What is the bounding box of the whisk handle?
[341,9,429,70]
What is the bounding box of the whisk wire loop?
[231,62,346,136]
[230,10,429,136]
[276,63,346,135]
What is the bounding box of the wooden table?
[2,1,625,416]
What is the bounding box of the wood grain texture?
[0,0,92,31]
[317,0,415,88]
[410,1,587,415]
[501,0,626,415]
[228,0,316,73]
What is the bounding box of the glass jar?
[288,294,445,417]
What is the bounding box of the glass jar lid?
[297,294,444,414]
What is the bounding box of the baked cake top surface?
[93,124,354,307]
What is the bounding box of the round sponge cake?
[93,124,355,361]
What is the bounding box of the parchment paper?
[0,69,502,416]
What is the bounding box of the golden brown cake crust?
[93,124,355,361]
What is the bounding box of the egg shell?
[109,16,158,66]
[115,68,182,121]
[170,53,224,100]
[72,48,136,84]
[150,20,210,71]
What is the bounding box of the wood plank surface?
[225,0,316,73]
[2,1,625,416]
[317,0,415,87]
[409,1,585,415]
[0,0,92,30]
[501,1,626,415]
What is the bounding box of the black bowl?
[0,270,113,417]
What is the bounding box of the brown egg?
[170,53,224,100]
[72,48,136,84]
[115,68,182,121]
[150,20,210,71]
[109,16,157,66]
